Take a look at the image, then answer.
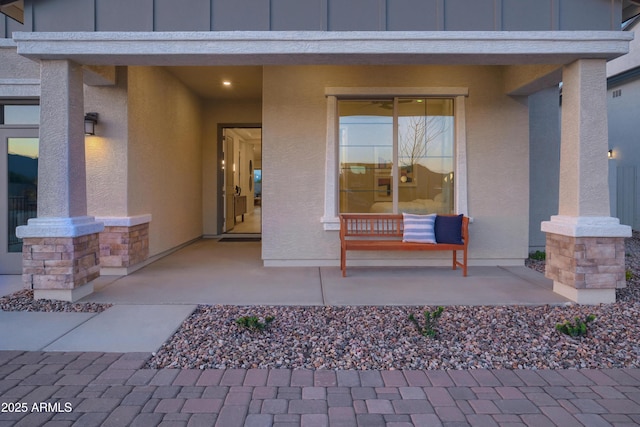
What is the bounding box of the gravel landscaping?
[146,231,640,371]
[0,289,111,313]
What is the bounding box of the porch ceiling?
[13,31,633,67]
[166,66,263,101]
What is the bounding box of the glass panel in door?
[0,129,38,274]
[8,137,38,251]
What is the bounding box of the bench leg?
[341,247,347,277]
[463,249,468,277]
[452,250,457,271]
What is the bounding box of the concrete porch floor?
[82,239,571,306]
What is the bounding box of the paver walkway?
[2,352,640,426]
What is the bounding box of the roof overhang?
[12,31,634,67]
[0,0,23,24]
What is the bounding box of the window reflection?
[338,98,454,214]
[2,105,40,125]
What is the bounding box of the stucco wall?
[85,67,128,217]
[0,45,39,80]
[262,65,530,265]
[127,66,203,256]
[202,100,262,236]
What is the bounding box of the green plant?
[409,306,444,338]
[529,250,546,261]
[626,269,633,281]
[555,314,596,337]
[235,315,274,332]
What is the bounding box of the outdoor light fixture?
[608,149,614,159]
[84,112,98,136]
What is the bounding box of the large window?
[339,98,454,214]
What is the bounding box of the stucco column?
[16,60,104,302]
[541,59,631,304]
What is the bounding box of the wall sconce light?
[84,112,98,135]
[608,149,614,159]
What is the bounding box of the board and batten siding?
[1,0,622,37]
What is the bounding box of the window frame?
[322,87,468,231]
[0,100,40,128]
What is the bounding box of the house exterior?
[607,14,640,230]
[0,0,635,304]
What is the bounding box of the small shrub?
[555,314,596,337]
[236,315,274,332]
[626,269,633,281]
[409,306,444,338]
[529,250,546,261]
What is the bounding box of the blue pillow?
[435,214,464,244]
[402,213,437,243]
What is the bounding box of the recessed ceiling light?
[223,81,232,87]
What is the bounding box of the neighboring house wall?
[608,23,640,77]
[607,17,640,230]
[202,99,262,237]
[608,75,640,229]
[1,0,621,35]
[262,64,529,265]
[529,87,561,251]
[126,66,204,257]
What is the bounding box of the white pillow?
[402,213,437,243]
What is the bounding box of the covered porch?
[10,31,633,304]
[80,239,570,306]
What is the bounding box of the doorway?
[219,126,262,236]
[0,128,39,274]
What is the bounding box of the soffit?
[0,0,23,24]
[623,0,640,22]
[13,31,633,67]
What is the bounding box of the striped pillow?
[402,213,437,243]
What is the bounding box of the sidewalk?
[2,351,640,427]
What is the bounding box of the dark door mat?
[218,237,262,242]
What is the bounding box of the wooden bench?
[339,213,469,277]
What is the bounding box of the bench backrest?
[340,213,469,244]
[340,214,404,239]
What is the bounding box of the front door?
[0,128,39,274]
[219,125,262,235]
[223,131,236,232]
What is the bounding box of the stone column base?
[542,215,631,304]
[96,215,151,275]
[22,233,100,302]
[17,216,105,302]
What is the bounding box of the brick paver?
[3,351,640,426]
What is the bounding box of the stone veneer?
[545,233,626,290]
[22,233,101,290]
[99,223,149,268]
